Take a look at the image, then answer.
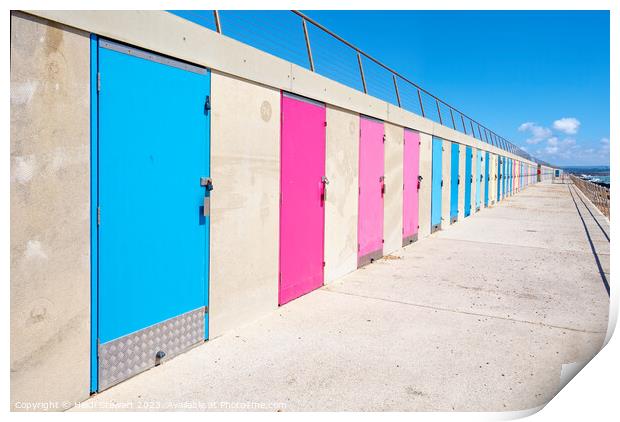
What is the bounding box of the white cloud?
[552,117,581,135]
[518,122,552,144]
[540,137,580,160]
[516,118,604,165]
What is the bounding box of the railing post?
[470,121,476,139]
[417,89,425,117]
[461,114,467,134]
[392,75,401,107]
[449,108,456,130]
[436,99,442,125]
[213,10,222,34]
[357,52,367,94]
[301,18,315,72]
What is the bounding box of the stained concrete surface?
[10,12,91,410]
[208,72,280,339]
[73,182,609,412]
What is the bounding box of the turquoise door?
[431,137,443,232]
[464,146,472,217]
[475,150,482,211]
[509,158,513,194]
[497,156,502,202]
[95,39,210,391]
[503,157,508,198]
[450,143,459,223]
[484,152,490,207]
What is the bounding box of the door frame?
[278,91,327,304]
[89,34,99,394]
[90,35,211,392]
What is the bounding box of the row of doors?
[93,39,421,390]
[282,109,424,296]
[91,37,534,393]
[429,138,530,232]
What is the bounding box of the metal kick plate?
[357,249,384,268]
[98,307,204,391]
[402,233,418,247]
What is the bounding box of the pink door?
[358,116,385,267]
[279,93,326,305]
[403,129,420,245]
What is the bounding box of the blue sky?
[173,10,610,166]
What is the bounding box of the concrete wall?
[10,12,91,409]
[441,140,451,225]
[325,106,359,283]
[383,123,404,254]
[10,10,549,408]
[458,144,465,220]
[489,154,497,205]
[470,147,477,213]
[209,72,280,338]
[24,11,536,168]
[418,133,433,239]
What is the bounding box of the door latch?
[204,95,211,115]
[321,176,329,203]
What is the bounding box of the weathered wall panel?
[441,139,451,225]
[325,106,359,284]
[489,154,497,205]
[470,147,477,214]
[418,133,432,239]
[10,12,91,410]
[383,123,404,255]
[209,72,280,337]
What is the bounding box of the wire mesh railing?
[172,10,548,164]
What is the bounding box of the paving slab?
[72,182,609,412]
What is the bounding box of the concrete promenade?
[74,181,610,412]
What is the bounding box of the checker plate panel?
[98,307,204,390]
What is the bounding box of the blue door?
[508,158,513,195]
[497,156,502,202]
[503,157,507,199]
[450,143,459,223]
[484,152,490,207]
[96,39,210,391]
[464,146,472,217]
[475,150,482,211]
[431,137,443,232]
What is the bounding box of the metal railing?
[177,10,546,163]
[569,175,610,218]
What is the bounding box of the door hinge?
[97,206,101,226]
[358,243,360,252]
[97,72,101,92]
[204,305,209,314]
[204,95,211,115]
[324,121,327,127]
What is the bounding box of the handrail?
[200,10,553,165]
[292,10,533,159]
